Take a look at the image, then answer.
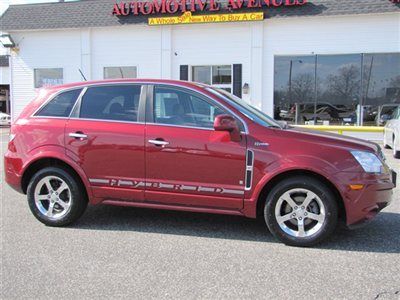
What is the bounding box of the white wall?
[8,12,400,119]
[10,30,82,117]
[262,13,400,116]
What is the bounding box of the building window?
[104,66,137,79]
[274,53,400,126]
[192,65,232,92]
[34,68,63,88]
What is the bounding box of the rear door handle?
[69,132,88,140]
[148,139,169,147]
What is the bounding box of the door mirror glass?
[214,114,241,142]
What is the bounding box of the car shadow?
[70,205,400,254]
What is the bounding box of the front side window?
[192,65,232,92]
[79,85,141,122]
[104,67,137,79]
[34,68,63,88]
[35,89,82,117]
[153,86,226,129]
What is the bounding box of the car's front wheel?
[264,176,338,247]
[27,167,87,226]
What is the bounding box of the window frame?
[191,65,233,92]
[147,84,245,132]
[103,66,138,79]
[72,83,146,124]
[33,68,64,89]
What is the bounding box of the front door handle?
[148,139,169,147]
[69,132,88,140]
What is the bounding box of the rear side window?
[36,89,82,117]
[79,85,141,122]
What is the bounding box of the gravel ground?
[0,127,399,299]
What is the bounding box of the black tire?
[27,167,87,226]
[264,176,338,247]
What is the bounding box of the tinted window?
[36,89,82,117]
[153,86,225,129]
[80,85,141,122]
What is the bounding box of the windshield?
[207,87,282,129]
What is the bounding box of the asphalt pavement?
[1,127,399,299]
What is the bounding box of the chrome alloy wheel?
[34,175,72,220]
[275,188,326,238]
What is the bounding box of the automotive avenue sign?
[112,0,308,16]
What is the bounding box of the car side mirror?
[214,114,241,142]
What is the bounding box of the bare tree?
[289,73,314,103]
[327,65,360,101]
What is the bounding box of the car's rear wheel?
[27,167,87,226]
[264,176,338,247]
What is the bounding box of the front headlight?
[351,151,383,173]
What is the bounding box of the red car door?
[145,85,247,210]
[65,84,146,203]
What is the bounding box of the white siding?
[171,22,254,103]
[91,25,162,79]
[10,30,81,118]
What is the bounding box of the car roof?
[43,79,208,92]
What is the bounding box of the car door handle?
[69,132,88,140]
[148,139,169,147]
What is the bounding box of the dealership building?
[0,0,399,124]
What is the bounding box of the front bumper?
[335,170,395,227]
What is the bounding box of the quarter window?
[34,68,63,88]
[79,85,141,122]
[35,89,82,117]
[104,67,137,79]
[153,86,226,129]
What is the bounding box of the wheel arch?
[21,157,89,203]
[255,169,346,223]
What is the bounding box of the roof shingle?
[0,0,399,31]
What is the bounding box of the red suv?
[4,79,396,246]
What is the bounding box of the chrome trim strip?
[146,122,214,131]
[245,149,254,191]
[222,189,245,195]
[89,178,110,184]
[89,178,244,196]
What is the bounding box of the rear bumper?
[336,171,395,227]
[4,151,24,193]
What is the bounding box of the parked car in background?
[0,112,11,126]
[377,104,400,126]
[4,79,396,247]
[384,106,400,159]
[283,102,355,124]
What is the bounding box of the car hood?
[286,126,379,153]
